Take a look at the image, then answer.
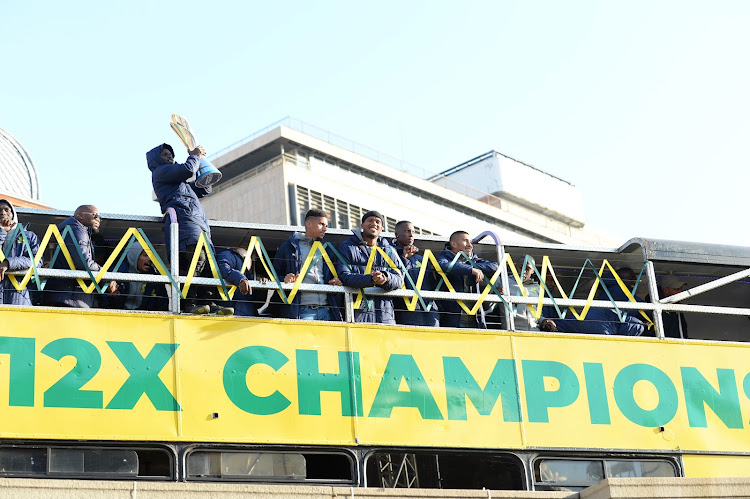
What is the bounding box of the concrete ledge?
[581,477,750,499]
[0,479,577,499]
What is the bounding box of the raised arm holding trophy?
[146,115,232,315]
[169,114,222,188]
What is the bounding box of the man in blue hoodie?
[336,210,403,324]
[273,208,342,321]
[437,230,499,329]
[0,199,41,306]
[392,220,439,327]
[146,143,232,315]
[215,247,269,317]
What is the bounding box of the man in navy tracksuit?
[44,205,118,308]
[147,143,231,315]
[273,209,342,321]
[215,247,269,317]
[391,220,439,327]
[437,230,498,329]
[336,211,403,324]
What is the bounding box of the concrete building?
[202,117,616,246]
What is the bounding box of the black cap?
[361,210,384,225]
[162,143,175,156]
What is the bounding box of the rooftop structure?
[0,127,49,208]
[203,117,616,246]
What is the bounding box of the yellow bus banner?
[1,308,749,453]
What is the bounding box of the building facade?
[202,118,616,246]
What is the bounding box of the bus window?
[365,450,524,490]
[605,460,676,478]
[188,451,305,480]
[534,457,677,491]
[535,459,603,491]
[186,450,354,484]
[49,448,137,476]
[0,448,47,474]
[0,446,172,480]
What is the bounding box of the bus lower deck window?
[534,457,677,491]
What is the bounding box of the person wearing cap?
[44,205,118,308]
[272,208,342,321]
[436,230,499,329]
[336,210,403,324]
[655,274,689,339]
[0,199,41,306]
[147,143,232,316]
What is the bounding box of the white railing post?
[646,261,665,338]
[165,209,181,314]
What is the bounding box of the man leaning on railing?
[437,230,499,329]
[273,208,342,321]
[336,210,403,325]
[392,220,439,327]
[43,205,118,308]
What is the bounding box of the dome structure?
[0,127,40,200]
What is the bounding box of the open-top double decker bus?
[1,207,749,494]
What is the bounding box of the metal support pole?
[645,261,665,338]
[473,231,513,330]
[661,267,750,304]
[169,218,181,314]
[344,291,355,323]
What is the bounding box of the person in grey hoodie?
[273,209,342,321]
[0,199,41,306]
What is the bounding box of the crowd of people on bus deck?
[0,142,690,337]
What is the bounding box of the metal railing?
[3,221,750,340]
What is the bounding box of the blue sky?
[2,1,748,246]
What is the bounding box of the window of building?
[293,185,433,235]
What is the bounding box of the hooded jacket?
[436,248,499,329]
[272,234,342,320]
[336,229,403,324]
[215,247,263,317]
[147,144,212,252]
[109,243,168,312]
[0,199,41,306]
[45,215,101,308]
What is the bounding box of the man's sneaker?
[186,304,210,315]
[209,304,234,316]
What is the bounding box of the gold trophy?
[170,114,222,188]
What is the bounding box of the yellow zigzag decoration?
[512,255,653,326]
[0,225,170,294]
[351,245,403,310]
[1,225,653,325]
[219,236,340,302]
[181,232,223,298]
